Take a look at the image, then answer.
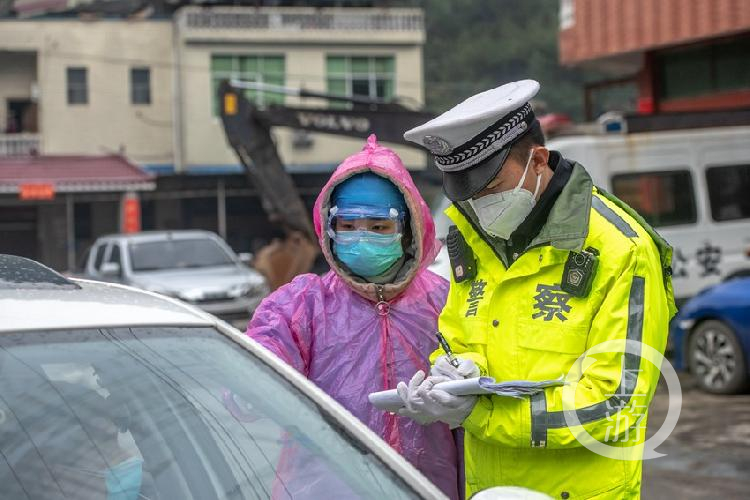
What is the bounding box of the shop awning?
[0,155,156,196]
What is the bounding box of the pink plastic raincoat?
[247,135,458,499]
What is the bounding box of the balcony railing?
[181,7,424,32]
[0,134,41,156]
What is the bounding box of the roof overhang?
[0,155,156,195]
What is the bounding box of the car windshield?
[129,238,235,271]
[0,327,419,500]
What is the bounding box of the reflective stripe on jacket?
[434,163,676,499]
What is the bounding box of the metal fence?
[0,134,40,156]
[182,8,423,32]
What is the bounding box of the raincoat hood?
[314,135,440,301]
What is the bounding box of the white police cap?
[404,79,540,201]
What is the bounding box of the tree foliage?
[421,0,589,120]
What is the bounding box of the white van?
[548,125,750,300]
[429,124,750,301]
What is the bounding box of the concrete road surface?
[643,373,750,499]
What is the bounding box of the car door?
[702,161,750,283]
[103,242,126,284]
[609,167,701,300]
[93,242,124,283]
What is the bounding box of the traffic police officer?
[397,80,677,499]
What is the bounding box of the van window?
[611,170,697,227]
[706,164,750,222]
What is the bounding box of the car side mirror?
[238,253,254,266]
[100,262,121,277]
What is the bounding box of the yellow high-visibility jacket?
[433,163,677,499]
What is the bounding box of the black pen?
[435,332,460,368]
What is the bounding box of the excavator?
[218,80,435,290]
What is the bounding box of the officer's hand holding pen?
[435,332,460,368]
[432,332,480,380]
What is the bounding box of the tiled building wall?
[560,0,750,65]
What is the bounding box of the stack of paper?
[368,376,565,413]
[477,376,566,397]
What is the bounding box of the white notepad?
[368,376,565,412]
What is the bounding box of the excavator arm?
[219,81,315,241]
[218,80,433,289]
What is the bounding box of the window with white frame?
[131,67,151,105]
[559,0,575,30]
[67,67,88,105]
[210,55,285,115]
[326,56,394,107]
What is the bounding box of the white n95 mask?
[468,149,541,240]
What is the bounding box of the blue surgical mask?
[105,457,143,500]
[334,232,404,278]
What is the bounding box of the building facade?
[558,0,750,117]
[0,19,175,162]
[175,6,425,174]
[0,4,427,270]
[0,6,424,171]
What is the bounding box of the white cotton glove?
[420,383,477,429]
[430,356,480,380]
[396,371,441,425]
[396,369,478,428]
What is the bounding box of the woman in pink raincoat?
[247,135,459,499]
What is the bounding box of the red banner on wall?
[19,183,55,201]
[122,195,141,233]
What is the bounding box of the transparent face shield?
[326,206,404,245]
